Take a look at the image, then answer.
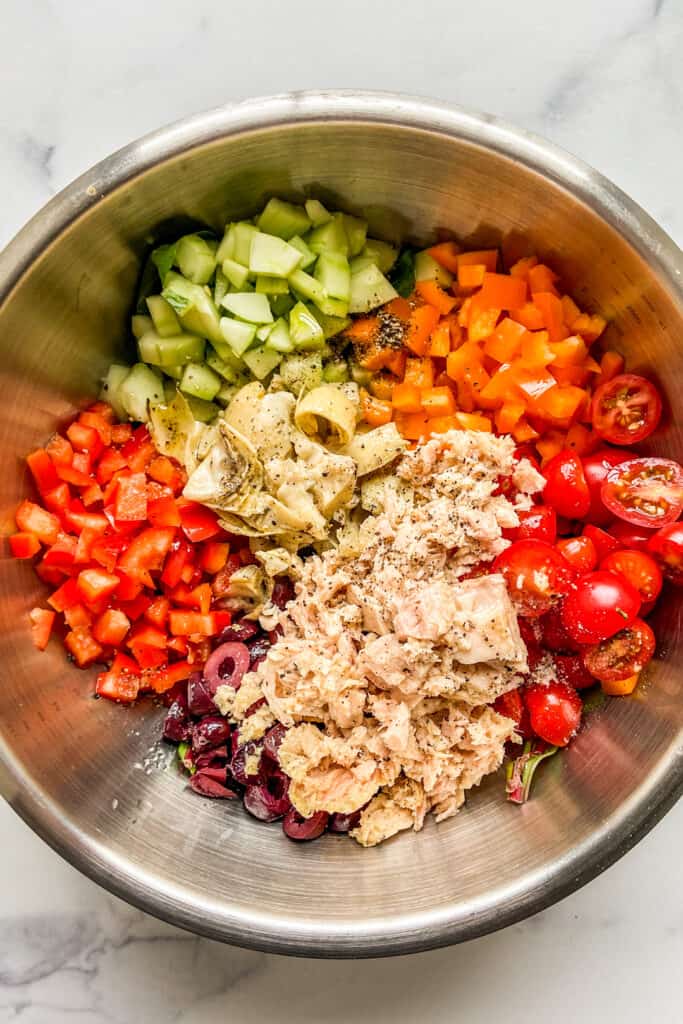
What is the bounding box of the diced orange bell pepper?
[344,316,379,345]
[404,357,435,390]
[384,349,407,378]
[550,335,588,367]
[535,430,566,464]
[552,365,592,388]
[531,384,586,422]
[601,673,640,696]
[406,304,440,356]
[560,294,581,326]
[421,386,457,418]
[484,317,528,364]
[415,280,457,315]
[440,314,463,349]
[427,241,461,274]
[509,361,557,402]
[520,330,555,367]
[468,304,501,343]
[528,264,559,295]
[565,422,595,456]
[457,249,498,272]
[446,342,484,383]
[427,321,451,358]
[392,381,423,413]
[478,363,516,405]
[368,376,395,401]
[360,390,393,426]
[457,297,472,327]
[572,313,606,343]
[458,263,487,289]
[479,272,528,311]
[455,380,476,413]
[383,297,412,322]
[454,411,492,432]
[429,414,461,434]
[512,418,540,443]
[394,411,432,441]
[510,302,545,331]
[509,256,538,281]
[495,400,526,434]
[599,350,625,381]
[532,292,568,343]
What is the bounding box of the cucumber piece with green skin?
[221,292,273,324]
[180,362,222,401]
[318,295,349,318]
[209,342,247,375]
[288,234,317,269]
[222,257,250,289]
[265,318,294,353]
[137,330,205,368]
[307,217,349,257]
[256,323,275,342]
[99,364,131,420]
[339,213,367,257]
[206,348,240,382]
[414,250,453,288]
[216,223,236,264]
[288,268,328,310]
[279,352,323,393]
[119,363,165,422]
[162,364,185,381]
[360,239,398,274]
[313,310,352,339]
[242,345,282,380]
[231,223,259,266]
[349,264,398,313]
[146,295,181,337]
[218,317,257,357]
[289,301,325,350]
[162,272,223,346]
[322,359,350,383]
[255,275,290,295]
[132,314,153,340]
[304,199,332,226]
[349,256,375,275]
[185,395,220,423]
[315,252,351,303]
[258,198,311,240]
[176,234,217,285]
[213,268,229,307]
[270,293,295,318]
[249,232,302,277]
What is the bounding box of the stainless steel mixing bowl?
[0,92,681,958]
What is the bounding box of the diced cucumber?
[176,234,217,285]
[279,352,323,393]
[288,234,317,270]
[256,323,275,342]
[308,217,349,257]
[361,239,398,274]
[350,361,373,386]
[163,379,178,404]
[265,318,294,353]
[315,252,350,302]
[288,268,327,310]
[255,275,290,295]
[215,381,243,407]
[163,364,185,381]
[185,395,220,423]
[180,362,222,401]
[340,213,367,257]
[414,250,453,288]
[138,330,205,368]
[222,257,250,289]
[304,199,332,226]
[322,359,350,383]
[349,256,375,275]
[216,223,236,264]
[249,231,302,277]
[221,292,273,324]
[270,293,295,318]
[214,267,229,307]
[99,364,131,420]
[242,345,282,380]
[258,198,311,240]
[232,222,259,267]
[119,363,165,422]
[146,295,181,338]
[219,317,257,357]
[349,264,398,313]
[131,314,153,340]
[314,310,352,339]
[206,348,241,382]
[210,343,247,375]
[318,296,349,318]
[289,301,325,350]
[162,272,223,345]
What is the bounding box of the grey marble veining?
[0,0,681,1020]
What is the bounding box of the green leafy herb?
[151,242,178,286]
[506,740,559,804]
[389,248,416,298]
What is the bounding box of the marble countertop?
[1,1,681,1020]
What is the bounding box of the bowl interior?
[1,97,682,956]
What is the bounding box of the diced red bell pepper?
[35,562,68,586]
[42,483,72,515]
[199,541,230,574]
[48,578,81,612]
[118,527,176,587]
[64,604,93,630]
[71,451,93,477]
[147,456,186,494]
[168,583,196,608]
[180,562,201,585]
[81,483,104,507]
[15,501,61,545]
[66,421,103,459]
[77,568,120,604]
[42,533,78,568]
[27,449,60,495]
[192,582,212,615]
[73,528,99,565]
[114,572,143,601]
[177,501,222,542]
[166,636,188,656]
[9,532,41,559]
[213,610,233,631]
[144,596,170,629]
[144,659,193,693]
[160,537,193,588]
[90,534,130,572]
[29,607,55,650]
[169,610,217,636]
[46,433,74,467]
[111,422,133,445]
[92,608,131,646]
[127,622,168,650]
[116,594,153,622]
[132,644,168,670]
[96,652,140,703]
[55,463,94,488]
[79,410,112,446]
[85,401,116,423]
[147,495,181,528]
[64,627,104,667]
[121,426,156,473]
[96,448,128,485]
[103,505,141,535]
[114,472,148,522]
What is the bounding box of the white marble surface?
[1,0,682,1020]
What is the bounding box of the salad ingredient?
[542,449,591,519]
[591,373,662,445]
[600,548,663,604]
[506,740,559,804]
[601,457,683,528]
[581,619,656,684]
[524,681,583,746]
[561,570,641,644]
[493,540,576,618]
[600,673,640,696]
[581,447,629,525]
[504,505,557,544]
[556,535,597,573]
[647,522,683,584]
[608,520,654,550]
[553,653,596,690]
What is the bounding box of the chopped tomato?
[601,457,683,529]
[493,688,532,738]
[591,373,662,445]
[553,654,596,691]
[581,447,630,526]
[581,619,655,683]
[582,523,620,562]
[608,520,655,551]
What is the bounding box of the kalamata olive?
[243,770,291,822]
[328,811,362,833]
[263,723,287,763]
[191,716,232,754]
[271,578,295,609]
[187,673,217,717]
[194,743,229,770]
[219,620,260,644]
[203,642,250,694]
[190,772,238,799]
[162,699,191,742]
[283,808,329,841]
[229,736,263,786]
[247,636,271,669]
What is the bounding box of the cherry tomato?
[504,506,557,545]
[600,548,663,604]
[556,535,597,574]
[524,681,583,746]
[542,449,590,519]
[608,519,655,551]
[494,540,577,618]
[581,619,656,683]
[602,457,683,529]
[581,447,630,525]
[540,605,581,653]
[591,373,662,445]
[561,570,641,644]
[582,524,620,562]
[493,689,533,738]
[647,521,683,585]
[553,653,597,691]
[517,617,544,673]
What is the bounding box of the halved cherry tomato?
[553,654,596,691]
[608,520,654,550]
[601,457,683,529]
[494,540,576,618]
[504,506,557,544]
[581,447,629,525]
[493,688,533,738]
[600,549,663,604]
[561,570,641,644]
[581,619,655,682]
[542,450,590,519]
[591,373,662,445]
[556,535,597,574]
[539,605,580,653]
[582,524,620,562]
[647,522,683,585]
[524,681,582,746]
